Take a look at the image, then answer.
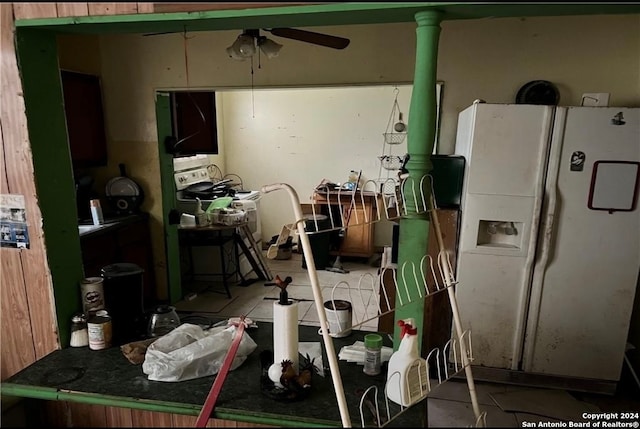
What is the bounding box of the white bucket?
[321,299,352,338]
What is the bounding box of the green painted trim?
[155,93,182,304]
[15,28,84,349]
[1,384,59,401]
[1,383,336,427]
[14,3,640,35]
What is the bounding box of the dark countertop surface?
[78,212,147,239]
[2,321,426,427]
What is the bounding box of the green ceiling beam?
[15,2,640,35]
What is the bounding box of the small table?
[178,222,248,298]
[311,190,377,258]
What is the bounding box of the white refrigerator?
[453,103,640,386]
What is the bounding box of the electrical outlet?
[581,93,610,107]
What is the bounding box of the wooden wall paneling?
[66,402,108,427]
[171,413,227,427]
[0,5,36,380]
[152,3,309,14]
[43,400,71,427]
[12,3,58,19]
[136,3,155,14]
[55,3,89,18]
[0,240,37,380]
[88,3,118,16]
[105,404,134,426]
[113,3,140,15]
[131,408,174,427]
[0,3,59,380]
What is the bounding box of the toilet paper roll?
[272,300,299,375]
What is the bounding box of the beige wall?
[56,14,640,299]
[218,85,413,246]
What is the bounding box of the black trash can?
[101,263,145,345]
[301,214,331,270]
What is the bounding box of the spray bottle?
[195,197,208,226]
[385,318,428,406]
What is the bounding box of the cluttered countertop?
[1,319,426,427]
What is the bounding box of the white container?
[90,199,104,225]
[194,197,208,226]
[386,318,428,406]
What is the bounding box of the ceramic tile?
[515,413,564,426]
[428,379,511,407]
[427,398,518,428]
[245,299,274,321]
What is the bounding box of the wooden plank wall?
[11,2,309,19]
[13,3,154,19]
[0,2,58,381]
[41,401,275,427]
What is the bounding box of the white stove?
[173,155,262,243]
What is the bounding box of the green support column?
[16,29,85,348]
[394,10,442,351]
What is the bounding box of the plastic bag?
[142,323,257,382]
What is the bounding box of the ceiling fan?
[144,27,350,60]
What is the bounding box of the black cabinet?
[61,71,108,167]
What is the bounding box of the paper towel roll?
[272,300,299,375]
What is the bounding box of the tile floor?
[174,251,640,427]
[176,251,382,331]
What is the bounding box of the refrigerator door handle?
[522,107,567,370]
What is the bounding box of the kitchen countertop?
[78,213,147,238]
[1,321,427,427]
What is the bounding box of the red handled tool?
[195,316,247,427]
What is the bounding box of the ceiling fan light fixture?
[226,34,255,60]
[258,37,282,59]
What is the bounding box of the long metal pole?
[261,183,352,428]
[427,193,482,420]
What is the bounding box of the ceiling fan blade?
[267,28,350,50]
[143,31,179,37]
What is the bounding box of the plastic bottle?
[385,318,428,406]
[363,333,383,376]
[346,170,358,190]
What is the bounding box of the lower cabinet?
[80,216,157,304]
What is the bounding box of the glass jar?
[363,333,383,376]
[148,305,181,338]
[70,314,89,347]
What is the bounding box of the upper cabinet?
[61,70,108,168]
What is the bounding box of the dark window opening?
[170,91,218,156]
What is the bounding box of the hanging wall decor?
[377,87,408,193]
